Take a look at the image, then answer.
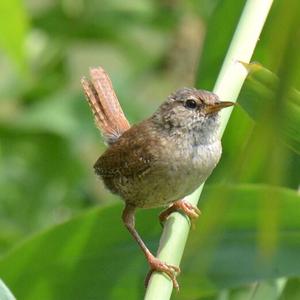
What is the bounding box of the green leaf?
[196,0,246,90]
[279,278,300,300]
[239,62,300,154]
[206,279,286,300]
[0,0,29,70]
[246,279,286,300]
[0,185,299,300]
[0,280,16,300]
[175,185,300,299]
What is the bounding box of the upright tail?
[81,67,130,144]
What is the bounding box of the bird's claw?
[145,255,180,291]
[159,199,201,226]
[177,200,201,219]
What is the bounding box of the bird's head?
[152,88,234,132]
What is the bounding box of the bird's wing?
[94,123,156,178]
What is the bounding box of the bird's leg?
[122,204,180,289]
[159,199,201,226]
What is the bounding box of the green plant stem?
[144,0,274,299]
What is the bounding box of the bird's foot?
[159,199,201,226]
[145,254,180,291]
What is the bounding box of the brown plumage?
[81,67,130,144]
[81,66,234,290]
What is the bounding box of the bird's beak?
[205,101,235,115]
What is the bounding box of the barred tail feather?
[81,67,130,144]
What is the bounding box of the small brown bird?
[81,67,234,289]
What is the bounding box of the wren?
[81,67,234,289]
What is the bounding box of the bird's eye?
[185,99,197,109]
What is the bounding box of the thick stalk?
[144,0,273,299]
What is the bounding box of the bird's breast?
[167,139,222,194]
[137,137,222,208]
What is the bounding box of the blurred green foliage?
[0,0,299,299]
[0,185,299,300]
[0,0,203,252]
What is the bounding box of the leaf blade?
[0,185,299,299]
